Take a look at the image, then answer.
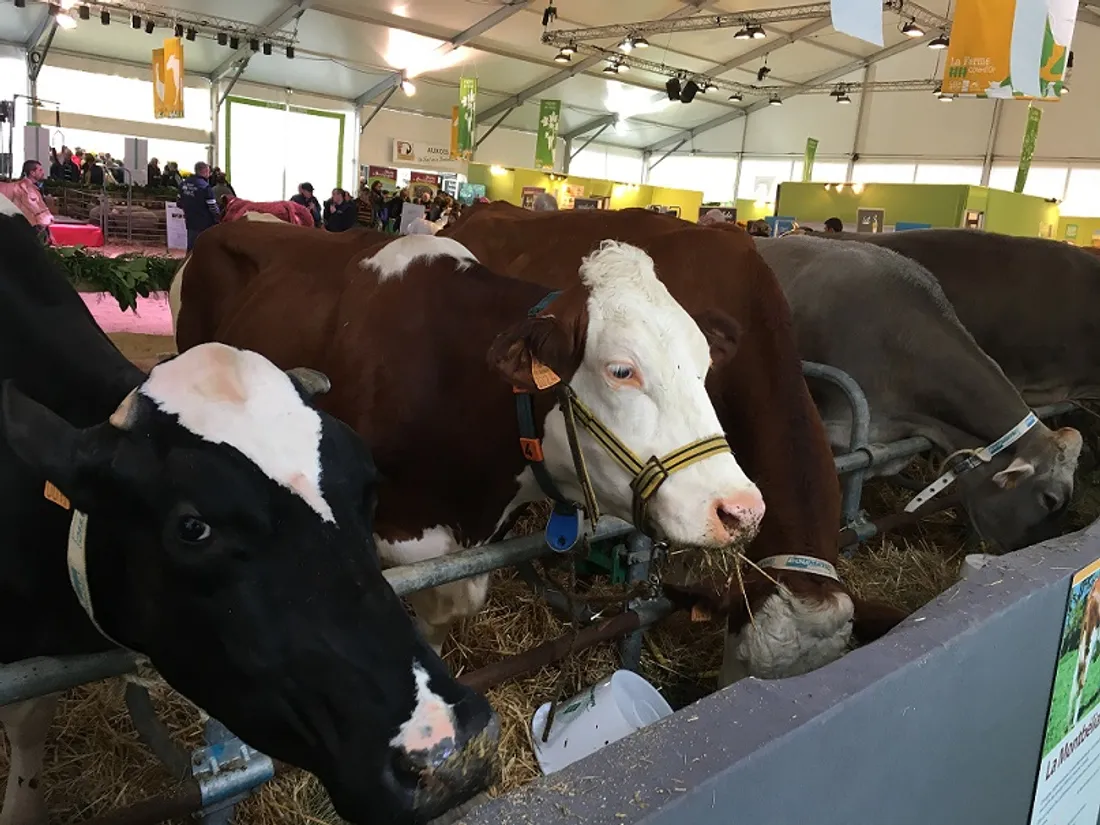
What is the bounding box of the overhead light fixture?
[757,65,771,82]
[186,27,196,41]
[680,79,700,103]
[928,34,949,49]
[78,4,90,20]
[263,42,272,55]
[1060,83,1069,95]
[901,19,924,37]
[174,23,184,37]
[401,79,416,95]
[852,183,865,195]
[229,35,240,49]
[603,63,618,74]
[14,0,25,8]
[560,43,576,55]
[734,26,751,40]
[218,31,228,45]
[286,44,295,58]
[145,19,155,34]
[665,76,682,101]
[631,35,649,48]
[100,9,109,24]
[728,91,743,101]
[937,91,953,101]
[249,38,260,51]
[618,37,633,52]
[131,13,141,28]
[57,12,77,29]
[768,94,782,106]
[837,93,852,103]
[554,50,571,63]
[703,81,718,93]
[749,25,766,39]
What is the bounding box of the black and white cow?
[0,202,498,825]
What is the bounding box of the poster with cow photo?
[1029,557,1100,825]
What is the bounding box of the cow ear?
[487,316,574,393]
[694,309,742,367]
[0,382,121,511]
[993,456,1036,489]
[1055,427,1084,463]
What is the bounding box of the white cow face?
[491,240,765,550]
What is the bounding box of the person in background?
[0,160,54,243]
[211,170,236,210]
[323,188,357,232]
[355,182,376,228]
[823,216,844,233]
[162,161,183,189]
[147,157,162,187]
[50,146,79,182]
[178,161,220,251]
[531,192,558,211]
[291,182,322,227]
[368,179,386,220]
[385,188,404,230]
[81,153,105,187]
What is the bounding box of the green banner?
[802,137,819,182]
[457,76,477,160]
[535,99,561,171]
[1015,103,1042,194]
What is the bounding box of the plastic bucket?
[530,669,673,775]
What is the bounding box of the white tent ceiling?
[0,0,1086,151]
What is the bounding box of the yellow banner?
[942,0,1076,100]
[154,36,185,119]
[449,105,460,159]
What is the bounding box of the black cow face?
[0,343,498,825]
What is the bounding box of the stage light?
[286,45,295,58]
[249,38,260,51]
[175,23,184,37]
[186,27,196,41]
[78,5,90,21]
[665,76,681,101]
[132,13,141,29]
[229,35,240,49]
[100,9,109,24]
[145,19,155,34]
[218,31,228,45]
[680,79,699,103]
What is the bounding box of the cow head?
[958,424,1082,550]
[1,343,497,825]
[491,240,765,549]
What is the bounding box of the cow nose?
[712,488,765,542]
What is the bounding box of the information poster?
[520,186,545,210]
[560,183,585,210]
[408,172,440,201]
[366,165,398,192]
[764,215,797,236]
[856,207,885,233]
[164,202,187,250]
[1030,557,1100,824]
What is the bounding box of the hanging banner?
[457,77,477,160]
[393,139,453,165]
[449,106,460,160]
[802,137,819,182]
[535,99,561,171]
[153,37,185,119]
[829,0,884,46]
[942,0,1077,99]
[366,165,398,191]
[1015,103,1043,192]
[408,171,441,201]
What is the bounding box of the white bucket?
[530,669,673,775]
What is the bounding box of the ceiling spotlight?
[78,4,90,20]
[768,94,782,106]
[174,23,184,37]
[1060,83,1069,95]
[186,27,196,41]
[100,9,109,24]
[757,65,771,81]
[631,35,648,48]
[928,33,949,49]
[560,42,576,55]
[145,19,155,34]
[703,81,718,93]
[728,91,743,101]
[56,12,77,29]
[286,44,295,58]
[734,26,751,40]
[263,42,272,55]
[217,31,227,45]
[936,87,953,101]
[616,60,628,73]
[131,13,141,29]
[229,35,240,49]
[14,0,25,8]
[749,25,766,39]
[837,93,852,103]
[665,76,681,101]
[250,38,260,51]
[554,50,571,63]
[618,37,633,52]
[680,79,700,103]
[401,79,416,96]
[901,19,924,37]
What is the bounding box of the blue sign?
[765,215,797,236]
[894,222,933,232]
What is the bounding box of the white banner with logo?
[393,139,454,166]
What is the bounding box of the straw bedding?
[3,335,1097,823]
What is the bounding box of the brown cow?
[1068,575,1100,728]
[174,223,765,655]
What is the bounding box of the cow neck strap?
[757,554,840,582]
[904,410,1040,513]
[513,290,734,548]
[67,510,128,648]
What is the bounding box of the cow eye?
[178,515,212,544]
[607,363,635,382]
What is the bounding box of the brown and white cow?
[1069,575,1100,728]
[174,222,764,654]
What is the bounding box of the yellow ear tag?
[690,605,712,623]
[44,481,71,510]
[530,358,562,391]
